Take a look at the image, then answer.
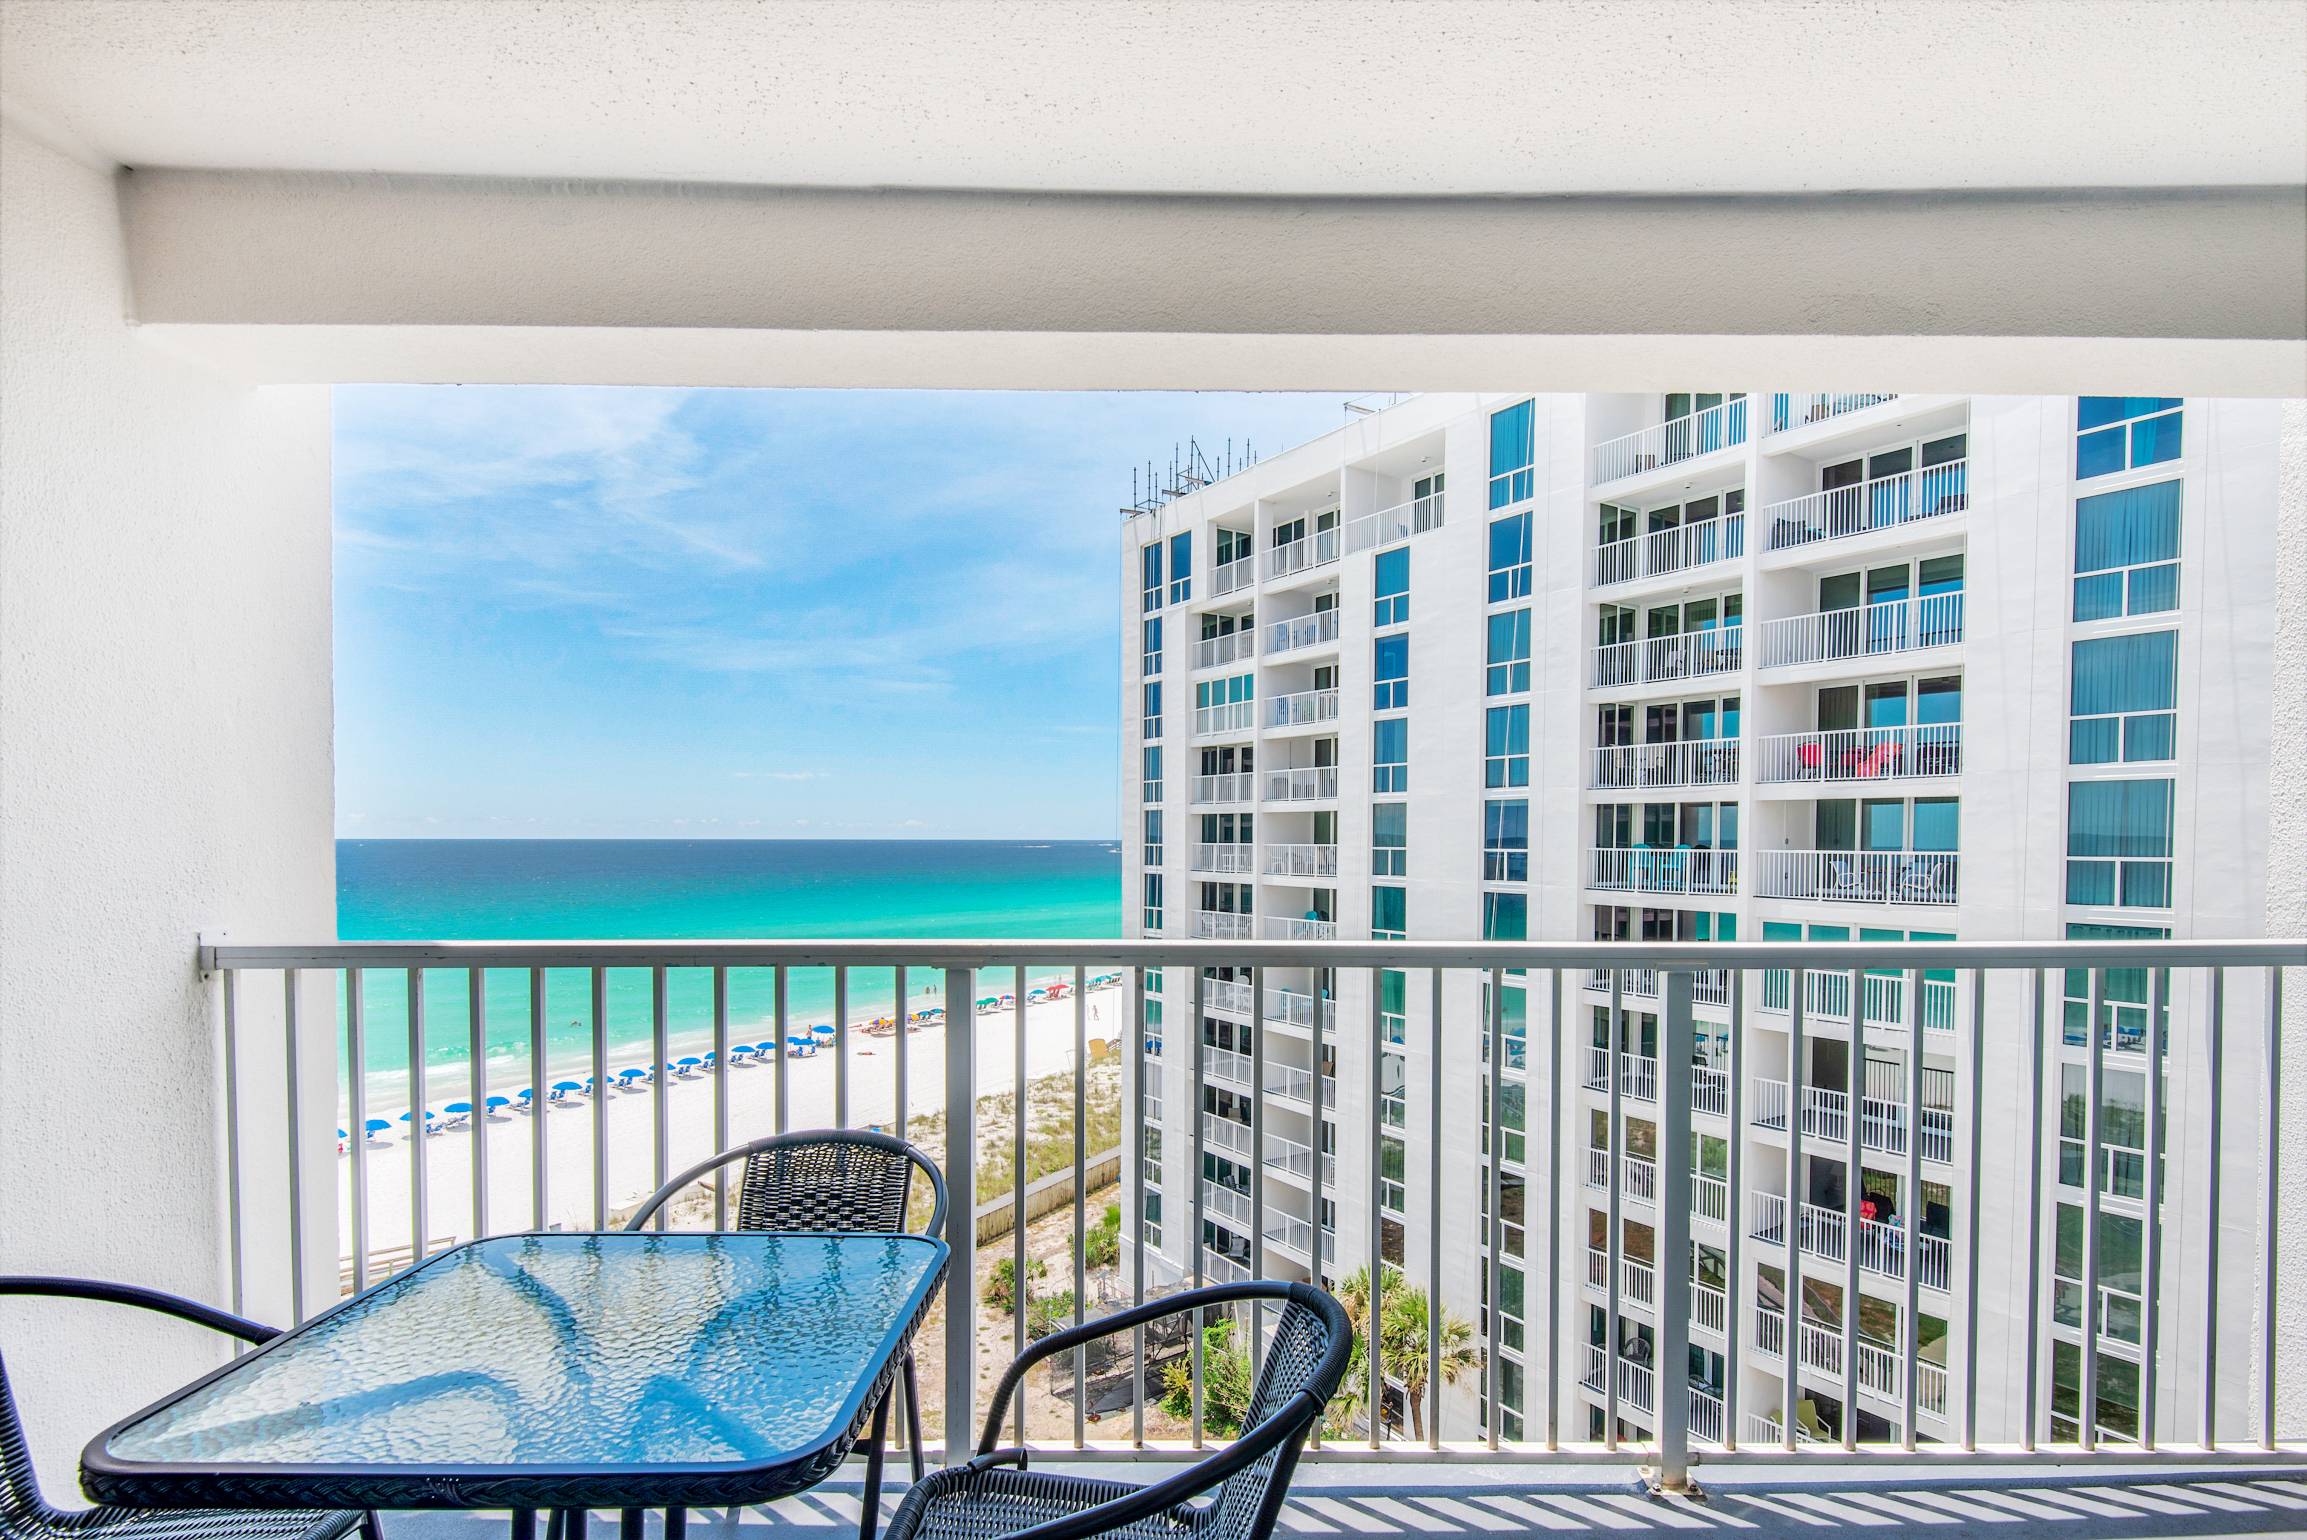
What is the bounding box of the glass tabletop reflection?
[103,1232,944,1474]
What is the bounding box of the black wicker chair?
[883,1281,1351,1540]
[621,1131,948,1539]
[0,1277,377,1540]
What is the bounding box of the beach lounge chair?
[440,1103,471,1128]
[676,1057,703,1076]
[884,1281,1350,1540]
[0,1276,379,1540]
[485,1095,512,1117]
[363,1118,391,1143]
[619,1130,950,1538]
[549,1081,582,1101]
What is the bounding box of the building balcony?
[1592,513,1745,588]
[1264,1064,1337,1108]
[1343,490,1445,554]
[1587,846,1739,897]
[1210,553,1258,598]
[1194,699,1256,737]
[1190,630,1255,669]
[1261,1209,1332,1264]
[1201,1178,1253,1226]
[1581,967,1734,1010]
[1587,740,1740,790]
[1593,397,1749,484]
[1758,966,1959,1032]
[1266,988,1336,1031]
[1204,977,1253,1015]
[1262,766,1339,803]
[1761,459,1968,552]
[1191,771,1257,804]
[1263,916,1336,941]
[1194,911,1254,939]
[1589,628,1742,689]
[1755,724,1962,784]
[1263,843,1337,878]
[1268,610,1341,657]
[1754,849,1959,906]
[1769,392,1899,433]
[1266,527,1341,581]
[1756,593,1963,672]
[1266,688,1339,732]
[1191,842,1256,874]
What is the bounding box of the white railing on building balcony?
[1689,1386,1725,1445]
[1262,1210,1318,1258]
[1266,989,1337,1031]
[1343,491,1445,555]
[1205,978,1253,1015]
[204,934,2297,1474]
[1614,1355,1656,1416]
[1588,741,1740,790]
[1265,917,1337,941]
[1756,594,1965,669]
[1195,699,1256,737]
[1590,628,1743,689]
[1692,1068,1729,1119]
[1267,688,1339,731]
[1581,1341,1607,1392]
[1588,847,1739,897]
[1194,911,1254,940]
[1264,766,1339,802]
[1755,850,1959,907]
[1762,459,1968,551]
[1268,610,1341,655]
[1192,843,1256,875]
[1211,554,1257,598]
[1619,1052,1658,1102]
[1267,526,1342,580]
[1622,1153,1658,1205]
[1756,724,1963,784]
[1264,1065,1336,1108]
[1202,1248,1252,1285]
[1760,967,1958,1032]
[1192,771,1256,804]
[1771,392,1898,432]
[1264,843,1338,879]
[1594,398,1749,483]
[1191,630,1255,669]
[1593,514,1744,587]
[1584,1146,1608,1190]
[1804,1085,1849,1144]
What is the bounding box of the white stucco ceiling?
[4,0,2302,196]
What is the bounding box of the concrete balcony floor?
[378,1464,2307,1539]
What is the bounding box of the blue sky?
[333,387,1349,839]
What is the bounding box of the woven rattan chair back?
[624,1129,946,1239]
[1197,1295,1340,1540]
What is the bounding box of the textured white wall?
[0,118,336,1498]
[2276,399,2306,1438]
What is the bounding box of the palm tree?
[1326,1266,1483,1442]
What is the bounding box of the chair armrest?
[0,1276,279,1344]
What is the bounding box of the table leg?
[901,1351,925,1484]
[857,1385,893,1540]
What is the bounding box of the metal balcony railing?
[1590,627,1743,689]
[1210,554,1257,597]
[1588,741,1740,790]
[1592,513,1744,587]
[1762,459,1968,551]
[1267,687,1339,731]
[1771,392,1898,432]
[1190,630,1255,669]
[1191,842,1256,875]
[1267,526,1342,580]
[1588,847,1739,897]
[1756,593,1964,669]
[1755,850,1959,907]
[1343,490,1445,554]
[1191,771,1255,804]
[1194,699,1256,737]
[1594,398,1749,482]
[204,935,2297,1476]
[1265,916,1337,941]
[1268,610,1341,655]
[1194,911,1254,939]
[1756,723,1963,783]
[1263,766,1339,802]
[1264,842,1338,879]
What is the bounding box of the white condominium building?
[1117,392,2286,1447]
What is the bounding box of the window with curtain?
[1489,511,1532,601]
[2075,479,2181,620]
[1142,872,1163,932]
[2071,630,2177,763]
[1373,717,1409,793]
[1488,608,1531,694]
[1485,798,1529,881]
[1167,530,1193,604]
[1373,633,1409,710]
[1374,547,1409,627]
[1372,801,1407,877]
[1141,541,1163,613]
[2066,778,2174,908]
[1141,745,1161,803]
[2077,397,2183,480]
[1483,891,1528,941]
[1372,884,1407,940]
[1141,680,1161,738]
[1141,616,1162,676]
[1489,399,1535,509]
[1485,704,1530,787]
[1142,809,1162,868]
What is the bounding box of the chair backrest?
[1199,1284,1352,1540]
[0,1348,51,1526]
[623,1128,947,1237]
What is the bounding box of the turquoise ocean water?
[337,839,1122,1101]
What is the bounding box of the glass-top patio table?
[82,1232,948,1517]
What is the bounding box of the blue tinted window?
[2068,779,2174,859]
[1490,400,1534,477]
[1375,548,1409,597]
[2079,397,2184,431]
[1487,608,1531,695]
[1483,892,1528,942]
[2130,411,2182,466]
[1375,635,1408,681]
[2077,481,2181,572]
[1168,531,1192,578]
[2127,563,2179,614]
[1374,718,1408,764]
[1373,886,1407,936]
[2078,427,2128,479]
[2074,573,2125,622]
[1488,513,1533,601]
[2072,631,2176,716]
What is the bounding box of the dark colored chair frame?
[0,1277,377,1540]
[618,1130,948,1540]
[883,1281,1351,1540]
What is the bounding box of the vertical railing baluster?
[1724,970,1742,1450]
[1309,960,1324,1452]
[774,965,789,1136]
[1431,967,1447,1450]
[893,966,908,1144]
[1249,961,1266,1384]
[1012,964,1027,1448]
[346,969,367,1294]
[835,968,850,1127]
[1486,969,1502,1453]
[942,964,977,1461]
[284,970,306,1324]
[1366,965,1382,1450]
[712,968,728,1229]
[1545,967,1561,1452]
[2261,966,2281,1453]
[1604,970,1621,1450]
[1072,963,1087,1451]
[1901,967,1920,1451]
[1964,968,1984,1451]
[1657,969,1693,1489]
[650,966,668,1230]
[2081,967,2106,1449]
[408,967,428,1278]
[223,969,245,1327]
[2022,969,2043,1451]
[470,968,488,1241]
[2202,967,2224,1450]
[2139,966,2168,1448]
[833,966,850,1129]
[590,967,608,1233]
[1189,964,1205,1450]
[1130,965,1146,1451]
[1841,965,1861,1452]
[528,967,546,1233]
[1784,968,1806,1452]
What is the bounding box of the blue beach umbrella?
[486,1095,512,1114]
[365,1118,391,1138]
[617,1068,644,1087]
[551,1081,582,1100]
[677,1057,702,1074]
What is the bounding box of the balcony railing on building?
[1266,988,1336,1031]
[1267,526,1341,580]
[1344,491,1445,554]
[1191,631,1255,669]
[1762,459,1967,551]
[1594,398,1748,483]
[1593,513,1745,587]
[1264,843,1338,878]
[1756,850,1958,906]
[1267,688,1339,731]
[1195,699,1256,737]
[1263,766,1339,803]
[1588,741,1740,791]
[1588,846,1739,897]
[1192,771,1256,804]
[1194,910,1254,940]
[1583,967,1732,1009]
[1756,724,1962,784]
[1771,393,1899,432]
[1264,916,1337,941]
[1205,977,1253,1015]
[1756,594,1964,670]
[1264,1065,1336,1108]
[1192,842,1256,875]
[1211,553,1258,598]
[1758,966,1958,1032]
[1591,627,1743,689]
[1268,610,1341,656]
